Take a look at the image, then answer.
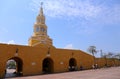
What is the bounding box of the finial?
[39,2,44,15]
[41,2,43,7]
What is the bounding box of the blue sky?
[0,0,120,56]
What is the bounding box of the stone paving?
[6,67,120,79]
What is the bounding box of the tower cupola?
[28,3,53,46]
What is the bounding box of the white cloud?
[98,4,120,24]
[30,0,120,23]
[64,44,74,49]
[0,40,15,44]
[30,0,101,19]
[30,0,120,35]
[8,40,15,44]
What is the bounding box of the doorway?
[5,57,23,78]
[69,58,77,71]
[42,58,54,74]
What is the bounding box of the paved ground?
[6,67,120,79]
[5,69,16,78]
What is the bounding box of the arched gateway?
[42,58,54,74]
[5,57,23,78]
[69,58,77,71]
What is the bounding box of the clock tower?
[28,4,53,46]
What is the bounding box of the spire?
[40,2,43,16]
[36,2,45,24]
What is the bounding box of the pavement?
[6,67,120,79]
[5,69,16,78]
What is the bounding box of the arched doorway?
[5,57,23,78]
[69,58,77,71]
[42,58,54,74]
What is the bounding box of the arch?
[5,57,23,78]
[42,58,54,74]
[69,58,77,71]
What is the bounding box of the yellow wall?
[0,43,94,78]
[0,43,120,78]
[96,58,120,67]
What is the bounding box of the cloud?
[8,40,15,44]
[0,40,15,44]
[30,0,101,19]
[30,0,120,34]
[30,0,120,22]
[64,44,74,49]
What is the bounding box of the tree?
[107,52,113,58]
[100,50,103,58]
[114,53,120,60]
[7,60,16,69]
[88,46,97,65]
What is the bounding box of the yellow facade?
[0,6,120,78]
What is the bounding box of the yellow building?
[0,5,120,78]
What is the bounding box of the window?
[36,27,39,32]
[41,27,45,32]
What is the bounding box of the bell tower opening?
[28,3,53,47]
